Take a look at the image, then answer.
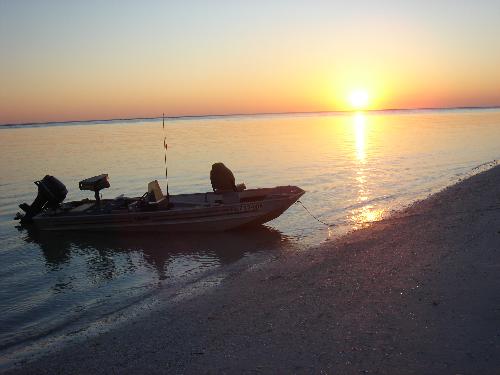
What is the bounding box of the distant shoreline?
[1,105,499,128]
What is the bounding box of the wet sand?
[7,166,500,374]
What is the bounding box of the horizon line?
[1,104,500,127]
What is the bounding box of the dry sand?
[6,166,500,374]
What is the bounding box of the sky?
[1,0,500,124]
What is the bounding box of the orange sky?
[1,1,500,124]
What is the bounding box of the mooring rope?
[296,200,335,228]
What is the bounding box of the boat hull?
[31,186,304,232]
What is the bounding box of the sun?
[348,89,369,110]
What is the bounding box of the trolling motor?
[19,175,68,223]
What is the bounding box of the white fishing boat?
[16,169,304,232]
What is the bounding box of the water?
[1,109,500,363]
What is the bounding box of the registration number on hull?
[235,202,263,212]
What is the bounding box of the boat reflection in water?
[23,226,290,283]
[0,226,290,363]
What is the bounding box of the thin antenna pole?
[163,113,169,199]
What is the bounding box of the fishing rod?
[163,113,169,199]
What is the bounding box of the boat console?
[79,174,110,203]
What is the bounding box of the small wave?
[471,159,498,172]
[342,194,396,211]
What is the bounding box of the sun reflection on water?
[351,112,385,228]
[359,205,385,223]
[354,112,366,162]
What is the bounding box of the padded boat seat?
[79,174,110,203]
[79,174,110,192]
[147,180,168,207]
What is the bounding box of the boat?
[15,170,304,232]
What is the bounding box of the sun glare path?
[354,113,366,162]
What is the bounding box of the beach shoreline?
[6,165,500,374]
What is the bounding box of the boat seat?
[147,180,168,206]
[79,174,110,203]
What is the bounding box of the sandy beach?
[6,165,500,374]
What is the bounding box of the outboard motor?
[19,175,67,222]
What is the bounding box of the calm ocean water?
[1,109,500,364]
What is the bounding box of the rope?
[296,200,335,227]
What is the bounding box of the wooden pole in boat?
[163,113,170,199]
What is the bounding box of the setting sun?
[348,89,369,110]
